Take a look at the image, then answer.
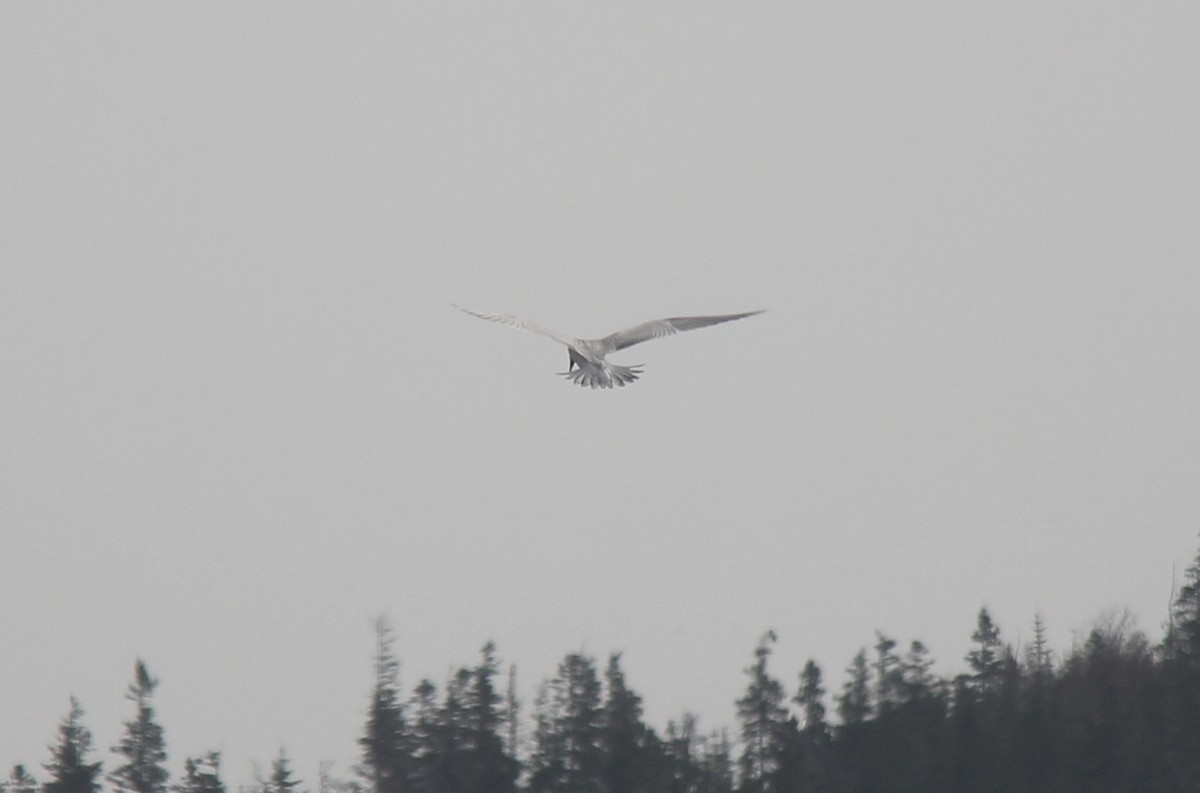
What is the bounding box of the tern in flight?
[455,305,762,389]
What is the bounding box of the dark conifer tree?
[560,653,606,793]
[1163,540,1200,786]
[602,653,658,793]
[795,660,828,739]
[175,753,224,793]
[735,631,793,793]
[696,730,735,793]
[504,665,520,762]
[529,680,566,793]
[835,649,871,729]
[873,632,903,716]
[1026,613,1054,681]
[663,717,734,793]
[954,611,1016,793]
[1015,616,1057,792]
[899,641,939,704]
[109,660,168,793]
[43,697,102,793]
[529,653,605,793]
[947,675,983,793]
[3,765,38,793]
[965,608,1005,695]
[465,643,518,793]
[875,640,948,793]
[359,618,408,793]
[407,680,439,793]
[1164,541,1200,667]
[832,648,874,792]
[794,660,832,793]
[663,716,697,793]
[433,666,473,793]
[1055,612,1161,793]
[265,751,302,793]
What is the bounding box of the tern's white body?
[456,306,762,389]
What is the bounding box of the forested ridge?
[11,541,1200,793]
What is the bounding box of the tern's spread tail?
[559,361,643,389]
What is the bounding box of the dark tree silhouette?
[663,715,733,793]
[264,751,302,793]
[504,665,520,762]
[43,697,102,793]
[528,653,605,793]
[433,666,475,793]
[464,642,519,793]
[795,660,828,739]
[1163,541,1200,787]
[899,640,939,703]
[3,765,38,793]
[1165,542,1200,667]
[965,608,1005,695]
[835,649,871,729]
[793,660,832,793]
[109,660,168,793]
[602,652,665,793]
[359,617,409,793]
[873,632,903,716]
[1026,613,1054,680]
[407,679,440,793]
[735,631,796,793]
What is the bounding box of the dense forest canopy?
[9,541,1200,793]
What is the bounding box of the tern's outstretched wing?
[454,305,575,348]
[604,310,763,351]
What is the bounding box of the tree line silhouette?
[10,539,1200,793]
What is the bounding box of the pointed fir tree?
[795,660,828,739]
[1163,539,1200,785]
[466,642,518,793]
[735,631,792,793]
[529,679,566,793]
[265,751,302,793]
[358,617,408,793]
[835,649,872,729]
[899,640,939,704]
[559,653,605,793]
[407,679,439,793]
[793,658,832,792]
[602,653,654,793]
[965,608,1005,695]
[433,666,473,793]
[1015,616,1058,789]
[873,632,903,716]
[529,653,605,793]
[109,661,168,793]
[43,697,102,793]
[175,753,224,793]
[3,765,38,793]
[1025,613,1054,680]
[1164,539,1200,668]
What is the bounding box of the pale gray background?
[3,2,1198,786]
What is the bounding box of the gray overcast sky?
[3,1,1199,785]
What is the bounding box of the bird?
[455,305,762,389]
